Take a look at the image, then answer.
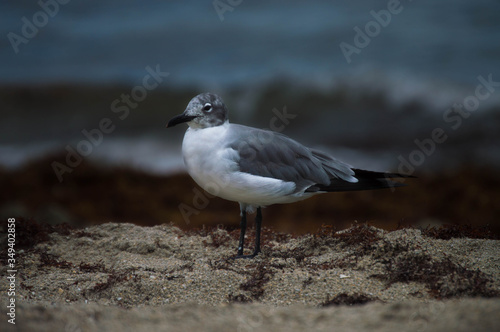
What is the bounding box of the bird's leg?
[233,208,262,259]
[252,207,262,256]
[237,211,247,256]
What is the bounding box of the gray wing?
[226,124,356,192]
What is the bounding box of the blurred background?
[1,0,499,234]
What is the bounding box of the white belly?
[182,124,310,208]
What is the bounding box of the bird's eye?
[203,103,212,112]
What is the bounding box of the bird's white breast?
[182,123,238,191]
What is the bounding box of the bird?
[167,92,413,258]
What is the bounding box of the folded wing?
[227,125,360,193]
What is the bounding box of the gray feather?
[226,125,356,192]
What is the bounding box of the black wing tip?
[353,168,417,179]
[309,178,410,193]
[307,169,415,193]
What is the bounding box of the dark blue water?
[1,0,500,173]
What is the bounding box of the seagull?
[167,93,413,258]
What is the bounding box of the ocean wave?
[1,73,499,174]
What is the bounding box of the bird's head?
[167,93,229,129]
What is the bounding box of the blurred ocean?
[1,0,500,175]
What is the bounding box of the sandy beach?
[1,220,499,331]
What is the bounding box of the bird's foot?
[232,250,261,259]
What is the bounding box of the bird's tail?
[312,169,415,192]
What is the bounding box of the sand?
[1,221,499,331]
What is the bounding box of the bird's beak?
[166,114,199,128]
